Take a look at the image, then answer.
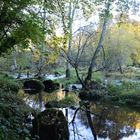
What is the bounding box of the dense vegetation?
[0,0,140,139]
[0,74,32,140]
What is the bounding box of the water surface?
[21,90,140,140]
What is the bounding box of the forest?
[0,0,140,140]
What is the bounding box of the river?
[21,89,140,140]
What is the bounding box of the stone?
[31,109,69,140]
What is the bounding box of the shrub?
[0,74,20,93]
[43,80,59,93]
[23,79,45,94]
[121,93,140,102]
[107,83,122,95]
[79,90,103,101]
[107,80,140,95]
[0,90,32,140]
[92,71,105,82]
[121,81,140,90]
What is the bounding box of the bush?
[121,81,140,90]
[23,79,45,94]
[43,80,59,93]
[0,90,32,140]
[79,90,103,101]
[0,74,20,93]
[121,93,140,102]
[107,80,140,95]
[92,71,105,82]
[107,83,122,95]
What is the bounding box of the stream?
[8,72,140,139]
[22,89,140,140]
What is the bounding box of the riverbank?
[0,73,32,140]
[79,79,140,109]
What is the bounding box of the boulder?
[31,109,69,140]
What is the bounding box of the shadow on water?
[21,89,140,140]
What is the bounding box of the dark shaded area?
[54,71,60,77]
[31,109,69,140]
[45,100,59,108]
[23,79,45,94]
[43,80,59,93]
[79,90,102,101]
[87,80,106,90]
[72,85,77,90]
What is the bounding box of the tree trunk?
[117,59,123,74]
[12,48,17,72]
[17,66,21,79]
[75,66,85,88]
[66,62,71,78]
[66,0,77,78]
[84,3,110,85]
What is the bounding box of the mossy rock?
[45,96,77,108]
[31,109,69,140]
[23,79,45,94]
[43,80,59,93]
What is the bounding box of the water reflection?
[71,103,140,140]
[21,89,65,109]
[21,90,140,140]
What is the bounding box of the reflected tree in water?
[91,104,139,139]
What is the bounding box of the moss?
[32,109,69,140]
[45,95,78,108]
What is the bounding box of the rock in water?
[31,109,69,140]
